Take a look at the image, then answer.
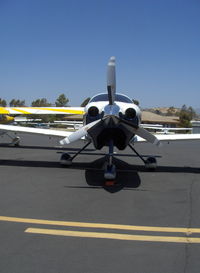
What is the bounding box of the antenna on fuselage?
[107,56,116,105]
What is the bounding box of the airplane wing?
[0,124,73,139]
[142,126,193,133]
[0,107,85,115]
[0,124,200,146]
[135,133,200,143]
[142,125,192,131]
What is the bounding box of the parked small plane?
[0,106,84,145]
[142,125,193,134]
[0,57,200,180]
[0,114,14,124]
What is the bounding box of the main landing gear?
[60,141,157,184]
[128,143,157,170]
[60,140,92,166]
[0,132,21,146]
[11,136,20,146]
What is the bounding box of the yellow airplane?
[0,114,14,124]
[0,106,85,145]
[0,106,84,115]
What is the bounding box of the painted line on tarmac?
[25,228,200,243]
[0,215,200,235]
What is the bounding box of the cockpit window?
[90,93,132,103]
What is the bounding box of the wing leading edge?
[0,107,85,115]
[135,133,200,143]
[0,124,73,139]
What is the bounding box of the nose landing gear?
[104,164,116,181]
[104,140,116,181]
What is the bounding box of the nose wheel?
[104,140,117,182]
[104,164,116,180]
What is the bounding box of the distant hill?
[142,111,179,125]
[143,107,200,119]
[143,107,180,116]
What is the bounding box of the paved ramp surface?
[0,134,200,273]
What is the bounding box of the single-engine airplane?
[0,105,84,145]
[0,114,14,124]
[0,56,200,180]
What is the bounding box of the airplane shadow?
[0,144,95,152]
[1,156,200,193]
[0,156,199,175]
[0,144,161,158]
[84,157,141,193]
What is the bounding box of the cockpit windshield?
[90,93,132,103]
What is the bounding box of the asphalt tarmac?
[0,133,200,273]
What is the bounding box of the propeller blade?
[134,127,161,146]
[59,119,100,145]
[107,56,116,105]
[104,116,160,146]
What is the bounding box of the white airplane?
[0,56,200,180]
[142,125,193,134]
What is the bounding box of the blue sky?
[0,0,200,108]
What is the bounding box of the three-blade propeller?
[60,57,160,147]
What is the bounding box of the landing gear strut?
[11,136,20,146]
[1,132,21,146]
[60,140,92,166]
[104,140,116,181]
[128,143,157,170]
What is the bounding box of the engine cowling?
[85,103,104,124]
[120,105,141,125]
[88,106,99,117]
[125,108,137,119]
